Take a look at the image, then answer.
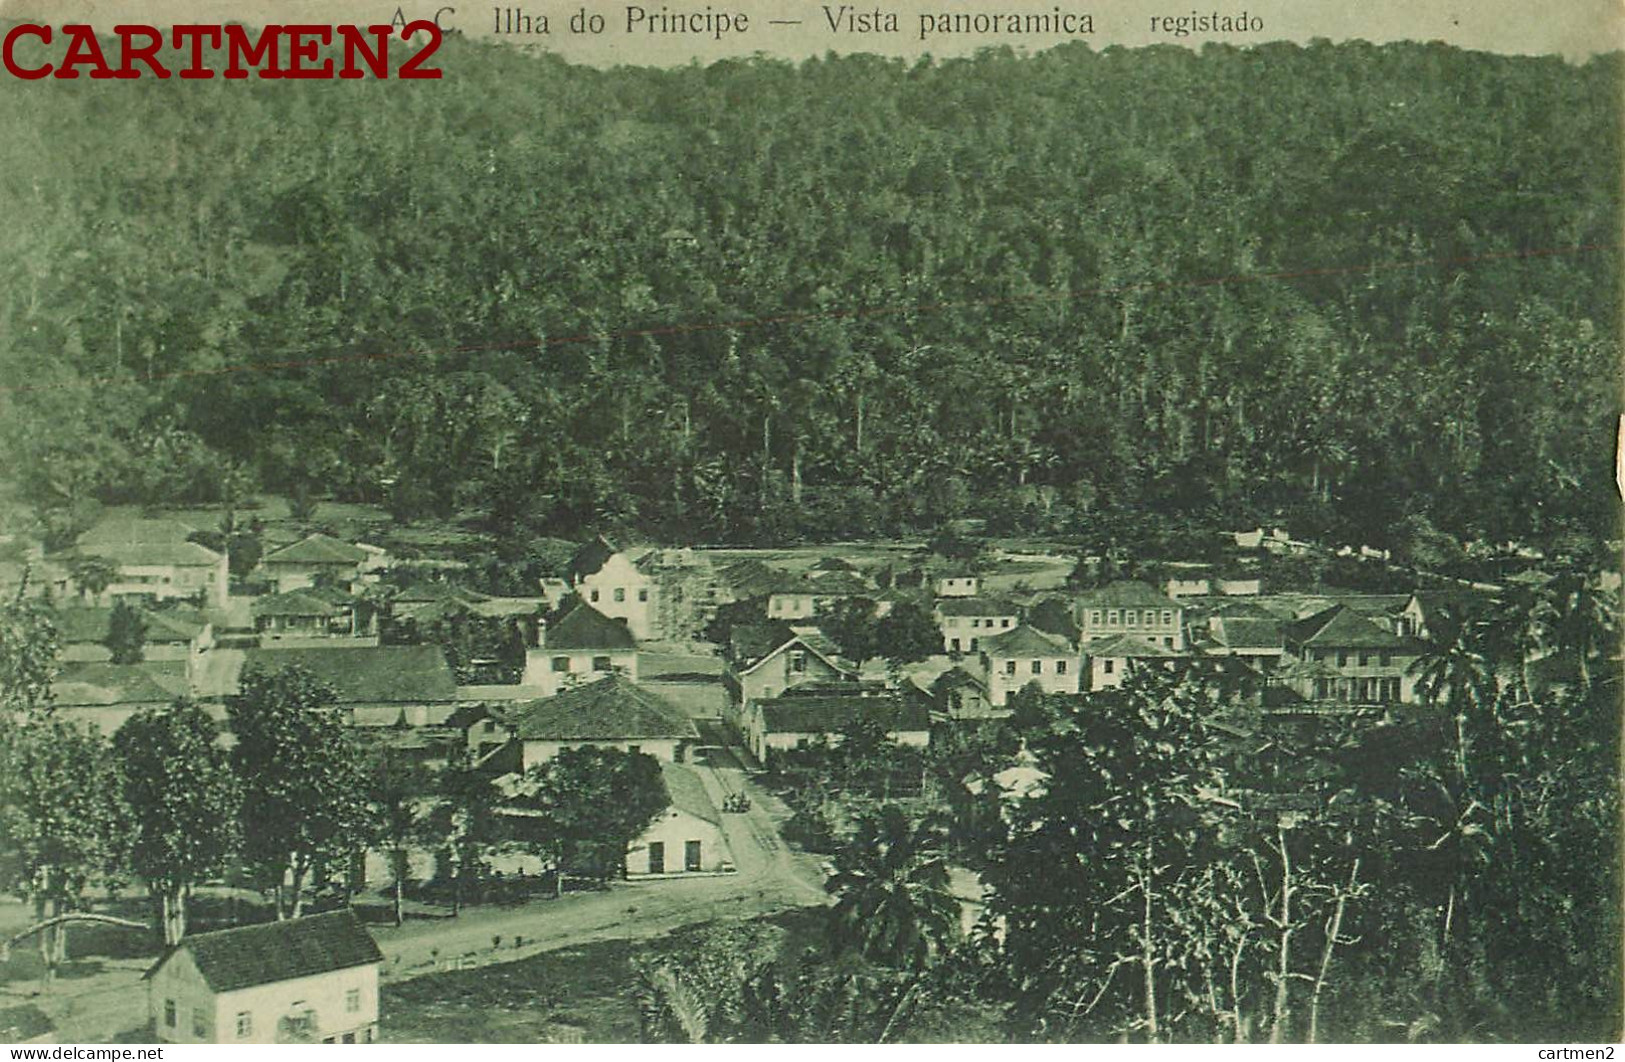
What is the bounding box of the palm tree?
[1408,604,1497,778]
[1479,585,1547,703]
[825,805,957,971]
[1542,567,1618,694]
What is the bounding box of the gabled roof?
[55,606,204,645]
[263,533,370,567]
[567,534,620,583]
[1408,590,1491,629]
[756,691,931,736]
[1085,633,1184,658]
[660,762,720,826]
[506,676,698,743]
[78,517,197,547]
[811,557,860,573]
[88,541,223,568]
[243,645,458,703]
[145,910,381,993]
[934,596,1019,617]
[1210,616,1285,651]
[1284,605,1410,650]
[979,624,1073,657]
[251,590,346,618]
[931,666,988,694]
[52,660,190,707]
[791,570,872,597]
[715,559,794,599]
[543,600,637,651]
[728,621,796,667]
[1074,581,1181,610]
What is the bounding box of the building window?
[1031,660,1042,675]
[590,589,600,602]
[193,1009,207,1039]
[1002,618,1012,627]
[592,655,612,671]
[236,1013,252,1040]
[1056,659,1068,675]
[790,651,807,673]
[638,588,649,602]
[614,587,626,602]
[1337,652,1349,667]
[551,656,571,673]
[629,744,641,754]
[1164,637,1173,648]
[1124,610,1137,626]
[1380,652,1392,666]
[1359,652,1370,666]
[346,988,361,1014]
[1161,610,1173,626]
[1103,659,1115,674]
[1107,610,1120,625]
[164,1001,177,1029]
[1090,610,1102,625]
[1004,660,1016,675]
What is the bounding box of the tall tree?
[104,601,148,665]
[225,664,369,920]
[114,700,239,944]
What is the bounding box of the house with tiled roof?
[490,675,699,769]
[56,604,214,664]
[240,645,459,727]
[1205,614,1286,667]
[1073,581,1185,650]
[1083,632,1187,691]
[251,590,364,642]
[144,910,382,1044]
[520,599,639,695]
[978,624,1080,706]
[52,659,194,734]
[722,622,856,720]
[744,689,931,766]
[70,518,229,609]
[766,569,875,622]
[1277,604,1422,704]
[933,595,1019,654]
[260,533,378,594]
[567,534,658,639]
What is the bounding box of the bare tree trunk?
[1229,936,1249,1043]
[1141,852,1158,1042]
[1308,858,1360,1044]
[1270,826,1293,1044]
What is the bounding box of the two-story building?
[520,599,639,695]
[1278,604,1422,705]
[765,570,874,622]
[568,535,657,640]
[1074,581,1186,650]
[145,910,382,1045]
[978,624,1080,707]
[934,596,1020,654]
[722,623,856,721]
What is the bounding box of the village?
[0,494,1602,1045]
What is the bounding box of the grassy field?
[382,938,643,1044]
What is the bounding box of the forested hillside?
[0,36,1618,549]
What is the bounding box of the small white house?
[521,600,639,695]
[145,910,382,1045]
[936,574,981,598]
[626,762,733,876]
[978,625,1080,707]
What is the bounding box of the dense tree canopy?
[0,38,1616,552]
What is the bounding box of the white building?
[977,624,1080,707]
[145,910,382,1045]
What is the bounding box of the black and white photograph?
[0,0,1619,1046]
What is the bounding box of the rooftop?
[505,675,699,743]
[78,517,198,547]
[934,596,1019,617]
[1284,605,1413,650]
[242,645,458,703]
[979,624,1074,657]
[1074,580,1181,610]
[757,691,931,736]
[660,761,720,825]
[543,600,637,651]
[52,660,190,707]
[145,909,382,994]
[263,533,371,567]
